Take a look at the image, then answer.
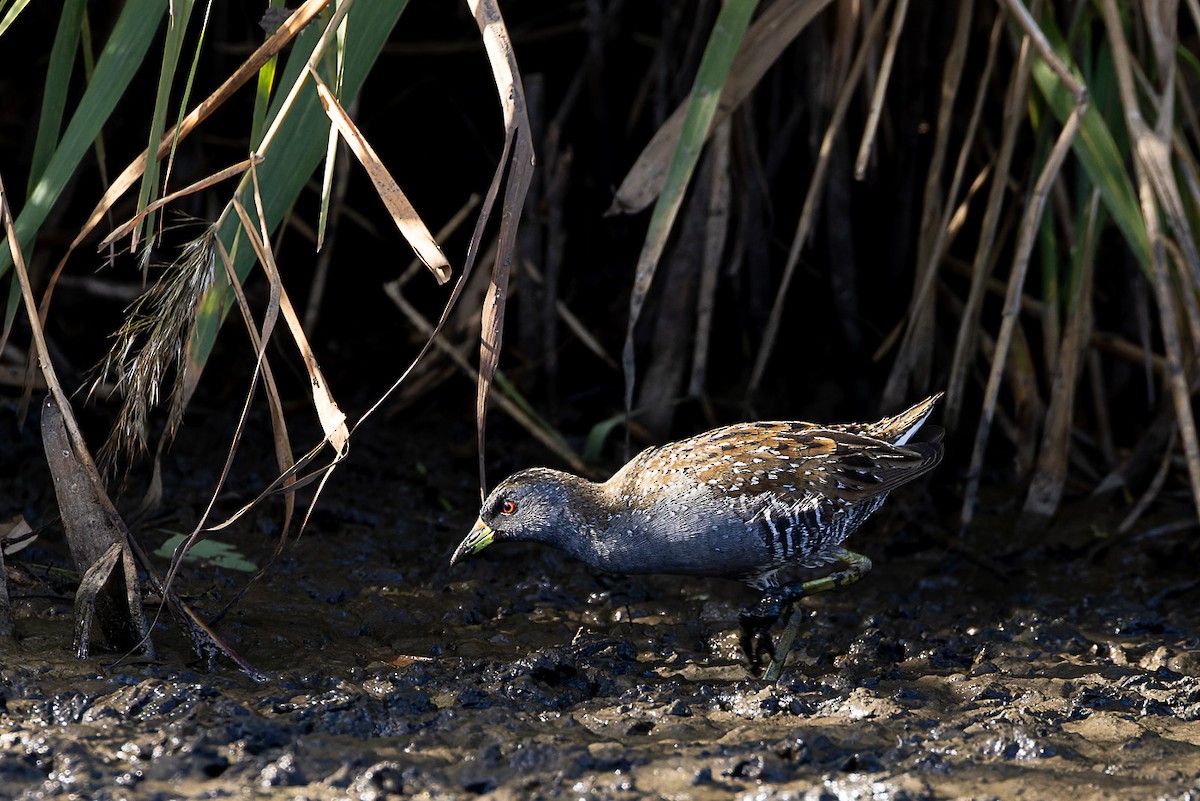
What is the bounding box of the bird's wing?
[624,422,943,508]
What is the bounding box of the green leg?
[761,548,873,683]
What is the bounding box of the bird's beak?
[450,517,494,567]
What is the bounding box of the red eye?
[501,499,517,515]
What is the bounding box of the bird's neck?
[555,473,607,533]
[532,473,616,563]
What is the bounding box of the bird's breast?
[573,502,772,579]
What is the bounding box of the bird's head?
[449,468,592,567]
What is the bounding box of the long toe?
[738,613,778,675]
[739,589,790,672]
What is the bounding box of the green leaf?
[583,412,629,464]
[187,2,410,377]
[250,0,288,147]
[28,0,86,195]
[316,10,348,250]
[135,0,197,249]
[1029,6,1149,268]
[641,0,758,266]
[0,0,34,38]
[155,532,258,572]
[0,0,165,279]
[162,1,214,196]
[2,0,165,339]
[625,0,758,408]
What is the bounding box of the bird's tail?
[868,392,944,445]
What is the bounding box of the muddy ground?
[2,406,1200,800]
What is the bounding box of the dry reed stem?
[1086,351,1117,467]
[878,158,993,365]
[880,3,988,407]
[470,0,536,498]
[386,287,592,477]
[748,0,893,397]
[1020,190,1100,528]
[944,7,1026,431]
[4,172,177,662]
[99,156,263,248]
[233,195,348,457]
[853,0,908,179]
[830,0,857,88]
[1093,396,1179,496]
[521,259,618,370]
[878,160,995,365]
[960,73,1085,530]
[935,281,1024,454]
[1008,322,1042,480]
[0,173,86,475]
[940,256,1168,374]
[310,68,451,283]
[1100,0,1200,522]
[200,228,297,627]
[689,119,732,397]
[73,0,330,255]
[1119,430,1177,535]
[225,211,288,460]
[610,0,832,215]
[999,0,1085,98]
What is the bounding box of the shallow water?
[2,426,1200,800]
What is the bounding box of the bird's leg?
[763,548,873,682]
[765,605,809,682]
[738,548,874,681]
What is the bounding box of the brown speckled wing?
[618,422,943,507]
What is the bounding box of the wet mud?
[3,420,1200,800]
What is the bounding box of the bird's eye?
[501,499,517,515]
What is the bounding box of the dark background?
[0,2,1180,526]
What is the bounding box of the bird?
[450,393,944,680]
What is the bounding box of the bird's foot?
[738,596,786,676]
[738,621,774,676]
[738,552,873,681]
